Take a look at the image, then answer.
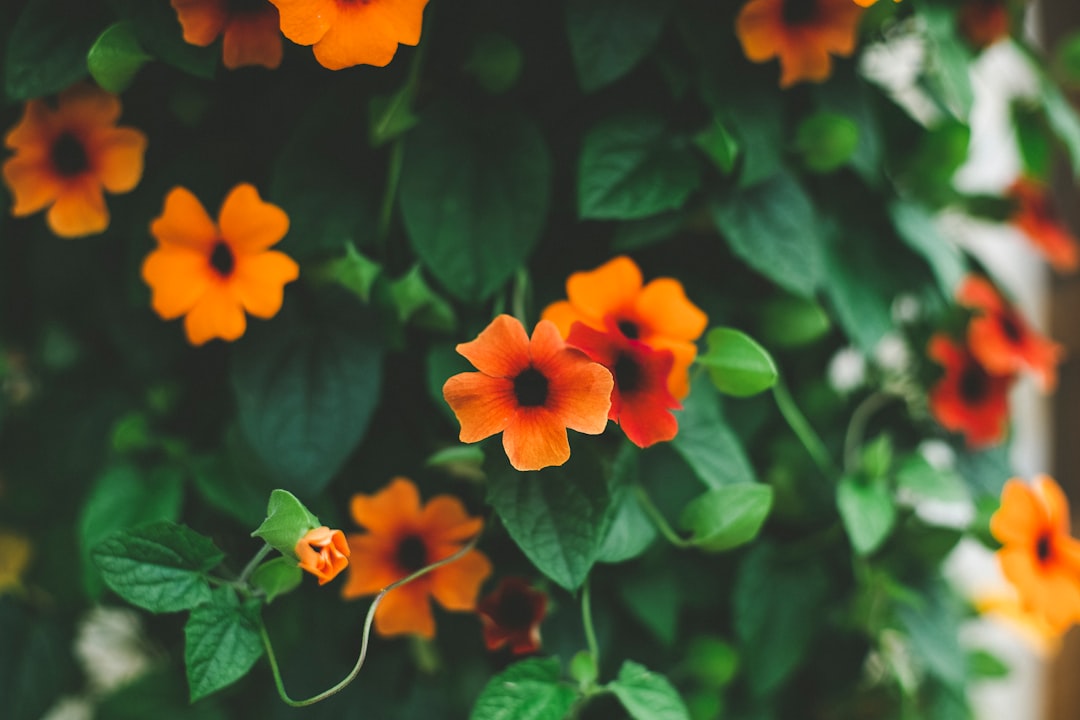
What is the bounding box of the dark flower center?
[396,534,428,572]
[209,241,235,277]
[50,132,89,177]
[498,590,536,630]
[228,0,269,13]
[617,320,640,340]
[782,0,818,26]
[613,353,641,394]
[514,367,549,407]
[958,363,988,404]
[999,313,1022,344]
[1036,533,1052,563]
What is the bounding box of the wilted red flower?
[477,577,548,655]
[956,276,1062,392]
[171,0,284,69]
[958,0,1010,50]
[566,320,680,448]
[442,315,613,472]
[295,526,350,585]
[1008,177,1079,273]
[735,0,865,88]
[342,478,491,638]
[2,84,146,238]
[268,0,429,70]
[541,256,707,400]
[927,334,1013,448]
[991,476,1080,633]
[141,184,299,346]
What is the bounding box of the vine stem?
[632,485,691,548]
[581,580,600,670]
[261,533,481,707]
[771,377,837,482]
[237,544,273,586]
[842,391,897,473]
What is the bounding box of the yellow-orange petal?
[430,550,491,611]
[375,580,435,637]
[57,84,122,128]
[634,278,708,342]
[222,11,284,69]
[230,250,298,318]
[456,314,532,378]
[350,477,421,535]
[778,36,833,87]
[565,256,643,324]
[182,283,247,345]
[311,0,427,70]
[501,408,571,471]
[267,0,337,45]
[47,180,108,238]
[541,300,590,338]
[736,0,782,62]
[540,370,613,436]
[218,183,289,252]
[442,372,517,443]
[151,187,219,252]
[1036,476,1071,534]
[4,99,56,151]
[141,246,215,319]
[419,496,484,544]
[991,480,1043,547]
[644,336,697,399]
[96,127,148,193]
[342,534,400,597]
[2,156,62,216]
[171,0,229,46]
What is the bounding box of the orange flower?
[2,84,147,238]
[927,334,1013,448]
[566,320,680,448]
[974,591,1063,655]
[171,0,284,70]
[1008,177,1079,273]
[958,0,1010,50]
[442,315,613,472]
[735,0,865,88]
[851,0,900,5]
[295,526,350,585]
[267,0,428,70]
[990,476,1080,633]
[477,577,548,655]
[342,477,491,638]
[956,276,1062,392]
[540,256,707,400]
[141,184,299,346]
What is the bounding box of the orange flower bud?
[295,526,350,585]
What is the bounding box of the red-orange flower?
[267,0,428,70]
[477,577,548,655]
[735,0,865,88]
[991,476,1080,633]
[342,477,491,639]
[171,0,283,69]
[442,315,613,472]
[295,526,350,585]
[1008,177,1079,273]
[927,334,1013,448]
[956,276,1062,392]
[541,256,707,400]
[2,84,146,238]
[566,320,680,448]
[141,184,299,346]
[958,0,1010,50]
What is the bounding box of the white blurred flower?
[891,294,921,325]
[39,696,93,720]
[918,439,957,470]
[873,333,911,374]
[74,606,153,695]
[828,347,866,394]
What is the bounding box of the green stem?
[581,580,600,671]
[843,392,897,473]
[261,533,481,707]
[237,544,273,586]
[772,378,837,482]
[632,485,691,548]
[511,267,529,326]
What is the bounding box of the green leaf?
[184,589,264,701]
[1041,76,1080,179]
[670,383,756,488]
[315,245,383,303]
[821,232,896,355]
[889,202,966,296]
[105,0,217,79]
[0,603,72,720]
[895,455,969,503]
[795,112,859,173]
[837,474,897,556]
[87,22,150,93]
[389,265,457,332]
[620,568,680,646]
[79,463,184,598]
[569,651,598,689]
[684,637,739,688]
[578,113,701,220]
[5,0,105,100]
[92,521,224,613]
[610,660,691,720]
[921,5,974,118]
[693,118,739,174]
[733,542,829,696]
[861,434,893,479]
[698,328,778,397]
[487,450,612,591]
[425,445,486,481]
[598,444,656,563]
[612,211,685,252]
[463,33,522,94]
[711,172,824,298]
[368,87,420,147]
[679,484,774,552]
[896,582,967,688]
[565,0,672,92]
[968,649,1009,680]
[707,84,783,188]
[400,103,552,301]
[231,314,383,495]
[469,658,576,720]
[759,294,831,348]
[251,489,321,557]
[250,557,302,604]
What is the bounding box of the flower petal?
[419,496,484,544]
[991,480,1042,547]
[429,549,491,611]
[350,477,421,535]
[456,314,531,378]
[501,408,571,471]
[541,300,590,338]
[565,256,642,324]
[342,534,401,597]
[2,156,62,216]
[170,0,228,45]
[633,278,708,342]
[218,183,289,252]
[141,246,215,319]
[95,127,147,194]
[269,0,337,45]
[151,187,219,252]
[230,250,298,318]
[182,283,247,345]
[221,11,284,69]
[46,179,108,237]
[4,99,57,152]
[442,372,517,443]
[311,0,427,69]
[57,84,122,128]
[374,579,435,638]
